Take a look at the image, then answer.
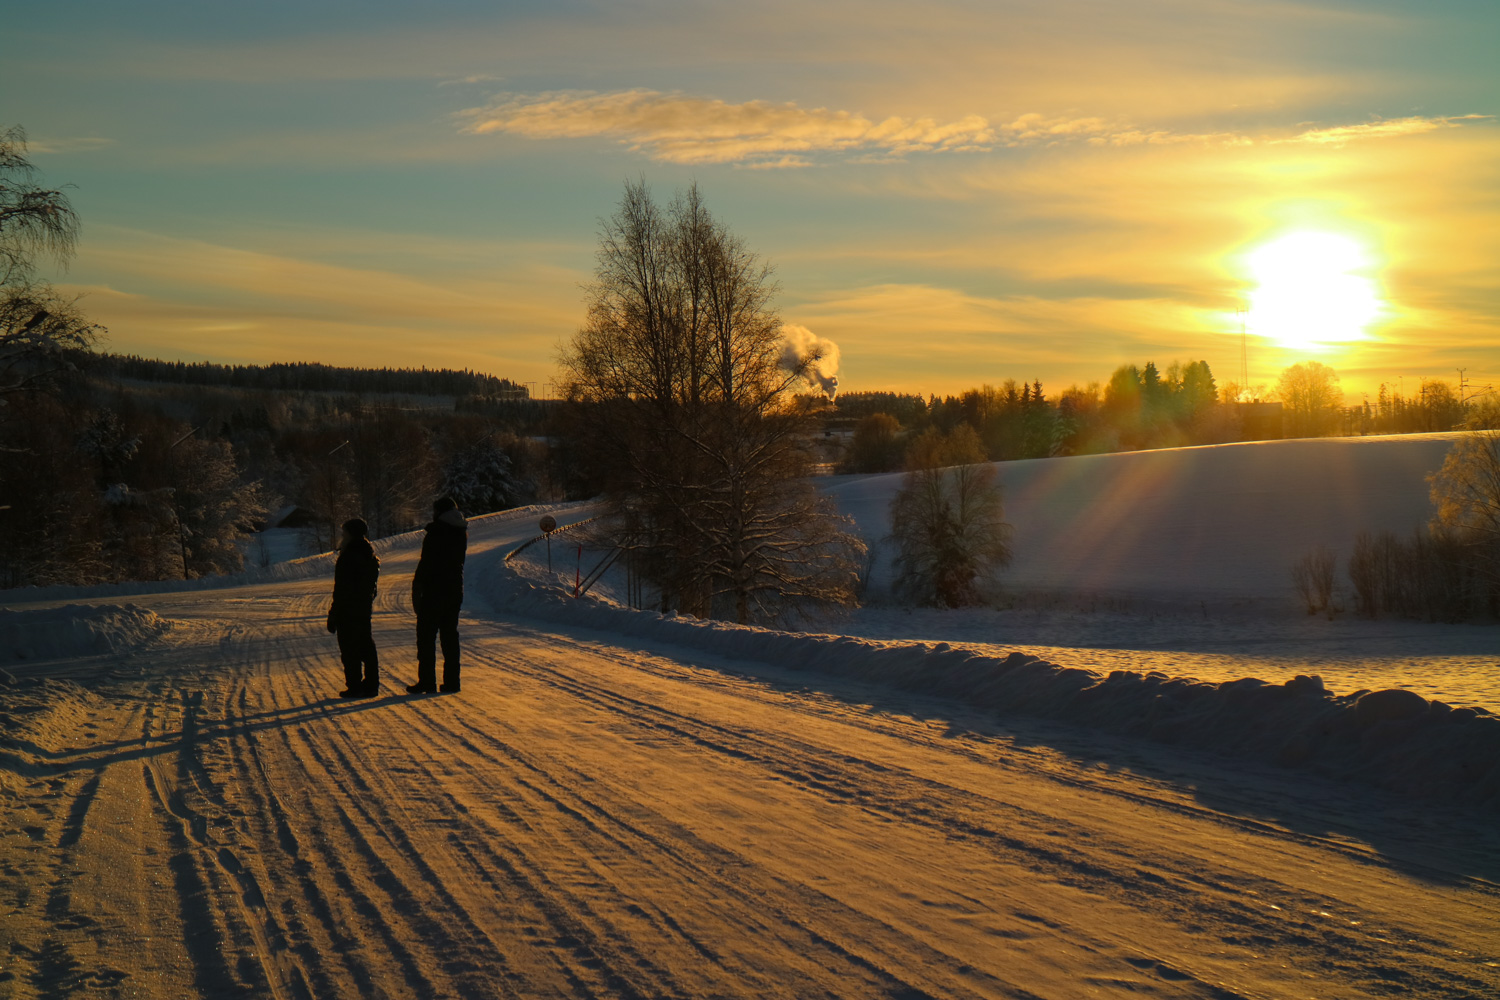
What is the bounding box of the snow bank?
[0,603,172,663]
[481,561,1500,813]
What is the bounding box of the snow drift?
[0,603,172,663]
[482,558,1500,813]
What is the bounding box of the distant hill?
[825,432,1464,607]
[97,354,528,399]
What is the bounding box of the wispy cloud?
[438,73,504,88]
[460,90,1486,166]
[457,90,995,166]
[24,136,116,154]
[998,113,1248,148]
[1286,114,1492,145]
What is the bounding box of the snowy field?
[829,431,1467,605]
[815,433,1500,708]
[2,437,1499,998]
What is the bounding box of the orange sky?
[6,0,1497,402]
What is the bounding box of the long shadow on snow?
[488,613,1500,891]
[0,693,407,777]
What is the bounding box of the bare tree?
[842,412,903,473]
[0,129,99,402]
[1275,361,1343,437]
[561,180,863,623]
[348,406,437,538]
[889,425,1013,607]
[1,125,80,288]
[0,286,102,399]
[1429,428,1500,585]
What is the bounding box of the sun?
[1244,231,1384,352]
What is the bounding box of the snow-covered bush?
[441,439,525,515]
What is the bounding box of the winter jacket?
[412,508,467,610]
[328,536,380,630]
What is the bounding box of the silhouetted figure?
[327,517,380,698]
[407,497,467,694]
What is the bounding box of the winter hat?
[433,496,458,516]
[342,517,370,539]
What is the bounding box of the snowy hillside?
[826,431,1465,606]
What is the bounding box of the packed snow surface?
[2,442,1497,998]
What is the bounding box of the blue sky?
[6,0,1497,397]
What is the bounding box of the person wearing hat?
[407,496,467,694]
[327,517,381,698]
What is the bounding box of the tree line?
[100,354,528,399]
[838,360,1229,472]
[837,359,1497,475]
[0,377,548,588]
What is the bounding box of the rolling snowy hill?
[826,431,1466,606]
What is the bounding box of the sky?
[5,0,1497,401]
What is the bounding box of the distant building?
[264,504,317,530]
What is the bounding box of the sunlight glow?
[1244,232,1384,352]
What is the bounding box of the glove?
[326,612,337,634]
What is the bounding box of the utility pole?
[1458,367,1493,408]
[324,440,349,551]
[1238,305,1248,397]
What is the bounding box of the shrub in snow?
[1290,545,1336,615]
[1347,527,1487,622]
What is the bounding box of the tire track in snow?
[281,656,677,1000]
[140,678,317,1000]
[453,622,1495,998]
[409,693,1024,1000]
[487,617,1500,898]
[396,695,949,999]
[0,694,149,997]
[249,636,449,999]
[450,638,1259,997]
[219,652,395,1000]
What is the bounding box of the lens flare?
[1245,232,1383,351]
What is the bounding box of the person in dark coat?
[327,517,380,698]
[407,496,467,694]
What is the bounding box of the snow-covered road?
[2,509,1497,998]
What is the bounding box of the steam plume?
[779,324,840,399]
